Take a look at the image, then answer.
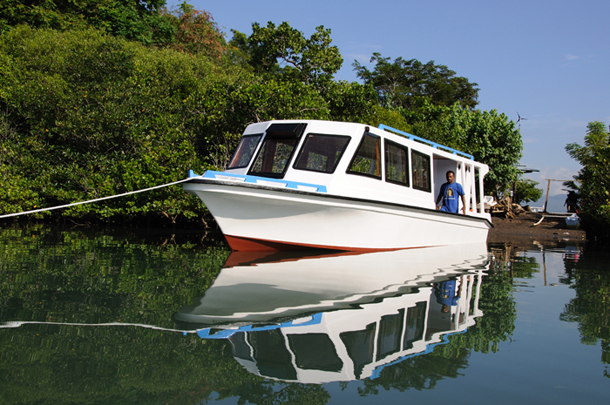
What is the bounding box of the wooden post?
[542,178,574,213]
[543,179,552,213]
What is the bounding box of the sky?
[170,0,609,205]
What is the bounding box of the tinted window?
[347,133,381,179]
[249,123,306,178]
[288,333,343,372]
[411,150,431,192]
[385,140,409,186]
[294,134,350,174]
[376,309,405,361]
[229,332,253,361]
[340,322,376,379]
[404,302,427,350]
[250,137,297,177]
[228,134,262,169]
[248,329,297,381]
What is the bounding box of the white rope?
[1,320,191,334]
[0,175,202,219]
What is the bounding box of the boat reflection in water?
[174,244,489,384]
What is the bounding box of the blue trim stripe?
[378,124,474,160]
[189,170,327,192]
[196,313,323,340]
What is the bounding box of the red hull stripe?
[224,234,434,253]
[223,249,368,268]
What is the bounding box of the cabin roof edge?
[378,124,474,160]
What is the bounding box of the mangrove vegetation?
[1,1,525,225]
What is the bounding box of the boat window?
[228,134,262,169]
[411,150,431,192]
[340,322,376,379]
[404,301,427,350]
[376,309,405,361]
[229,332,253,361]
[248,329,297,380]
[294,133,350,174]
[288,333,343,372]
[385,140,409,186]
[347,133,381,179]
[249,123,306,178]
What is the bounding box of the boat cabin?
[222,120,489,217]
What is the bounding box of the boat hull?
[174,243,488,328]
[184,179,491,251]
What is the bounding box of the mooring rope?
[2,320,189,334]
[0,175,201,219]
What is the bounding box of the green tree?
[353,53,479,110]
[169,1,226,58]
[323,80,377,123]
[229,21,375,123]
[368,105,413,133]
[0,0,176,45]
[515,178,543,205]
[0,26,225,222]
[230,21,343,89]
[566,121,610,244]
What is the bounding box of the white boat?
[174,245,489,383]
[184,120,492,251]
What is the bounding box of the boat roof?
[243,119,483,167]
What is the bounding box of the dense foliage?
[354,53,480,110]
[0,25,374,223]
[0,26,219,222]
[0,1,523,223]
[0,0,175,45]
[514,178,543,205]
[566,122,610,244]
[229,21,377,121]
[230,21,342,88]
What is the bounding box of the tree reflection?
[357,257,517,393]
[558,249,610,378]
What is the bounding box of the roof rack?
[378,124,474,160]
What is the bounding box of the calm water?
[0,225,609,404]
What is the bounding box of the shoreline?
[488,211,585,245]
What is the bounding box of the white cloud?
[526,167,578,197]
[564,54,580,61]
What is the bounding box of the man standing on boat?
[436,171,466,214]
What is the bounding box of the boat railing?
[378,124,474,160]
[190,170,328,192]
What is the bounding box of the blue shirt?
[439,181,464,213]
[435,280,460,306]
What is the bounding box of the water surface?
[0,225,608,404]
